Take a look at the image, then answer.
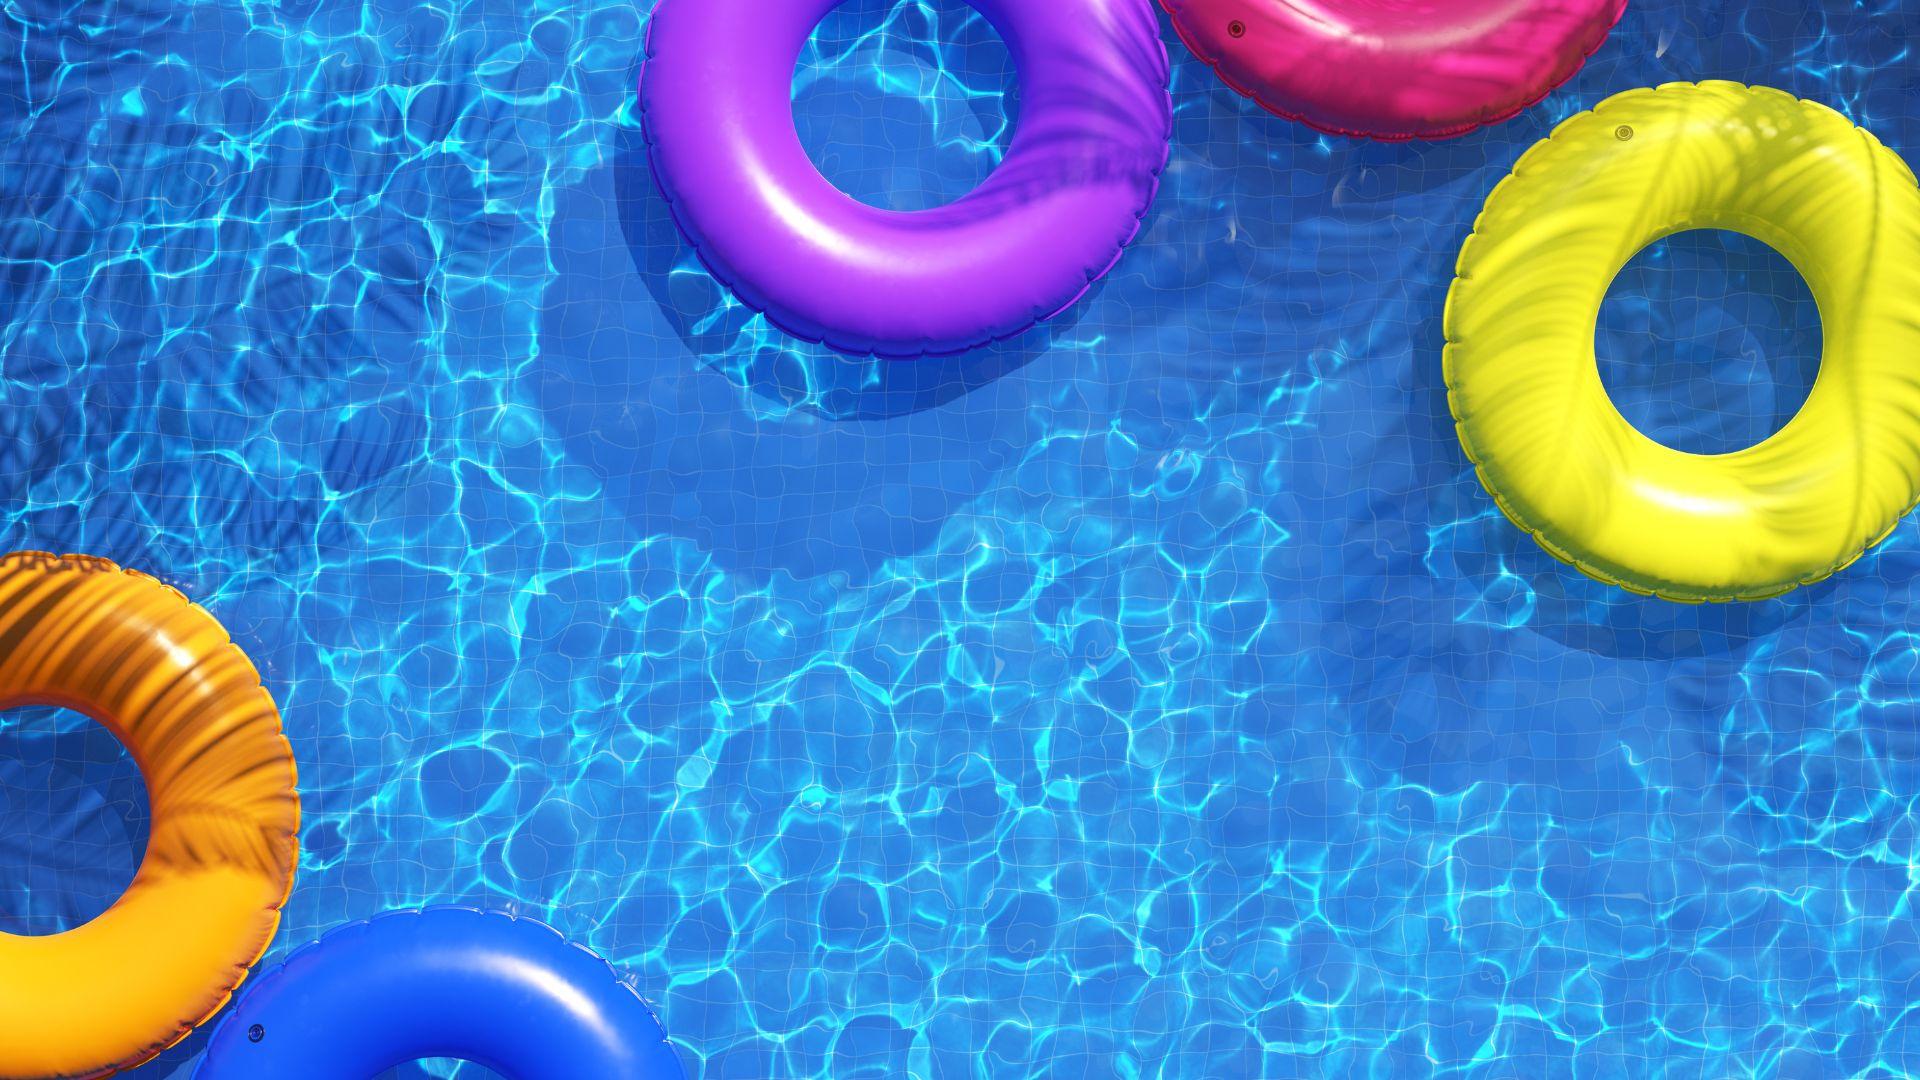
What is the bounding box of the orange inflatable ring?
[0,552,300,1079]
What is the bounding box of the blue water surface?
[3,0,1920,1076]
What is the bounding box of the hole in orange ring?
[0,705,149,936]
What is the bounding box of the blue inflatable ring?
[194,907,685,1079]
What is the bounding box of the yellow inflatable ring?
[0,552,299,1079]
[1445,81,1920,602]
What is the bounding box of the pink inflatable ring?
[1161,0,1627,141]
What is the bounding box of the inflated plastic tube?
[0,552,300,1080]
[639,0,1171,357]
[1446,82,1920,601]
[195,908,685,1079]
[1162,0,1626,140]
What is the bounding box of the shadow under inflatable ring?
[1445,82,1920,602]
[638,0,1171,358]
[0,552,299,1079]
[195,907,686,1079]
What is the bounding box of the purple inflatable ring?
[638,0,1172,358]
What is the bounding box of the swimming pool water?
[3,0,1920,1075]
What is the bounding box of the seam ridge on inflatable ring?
[637,6,1174,359]
[1441,82,1920,603]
